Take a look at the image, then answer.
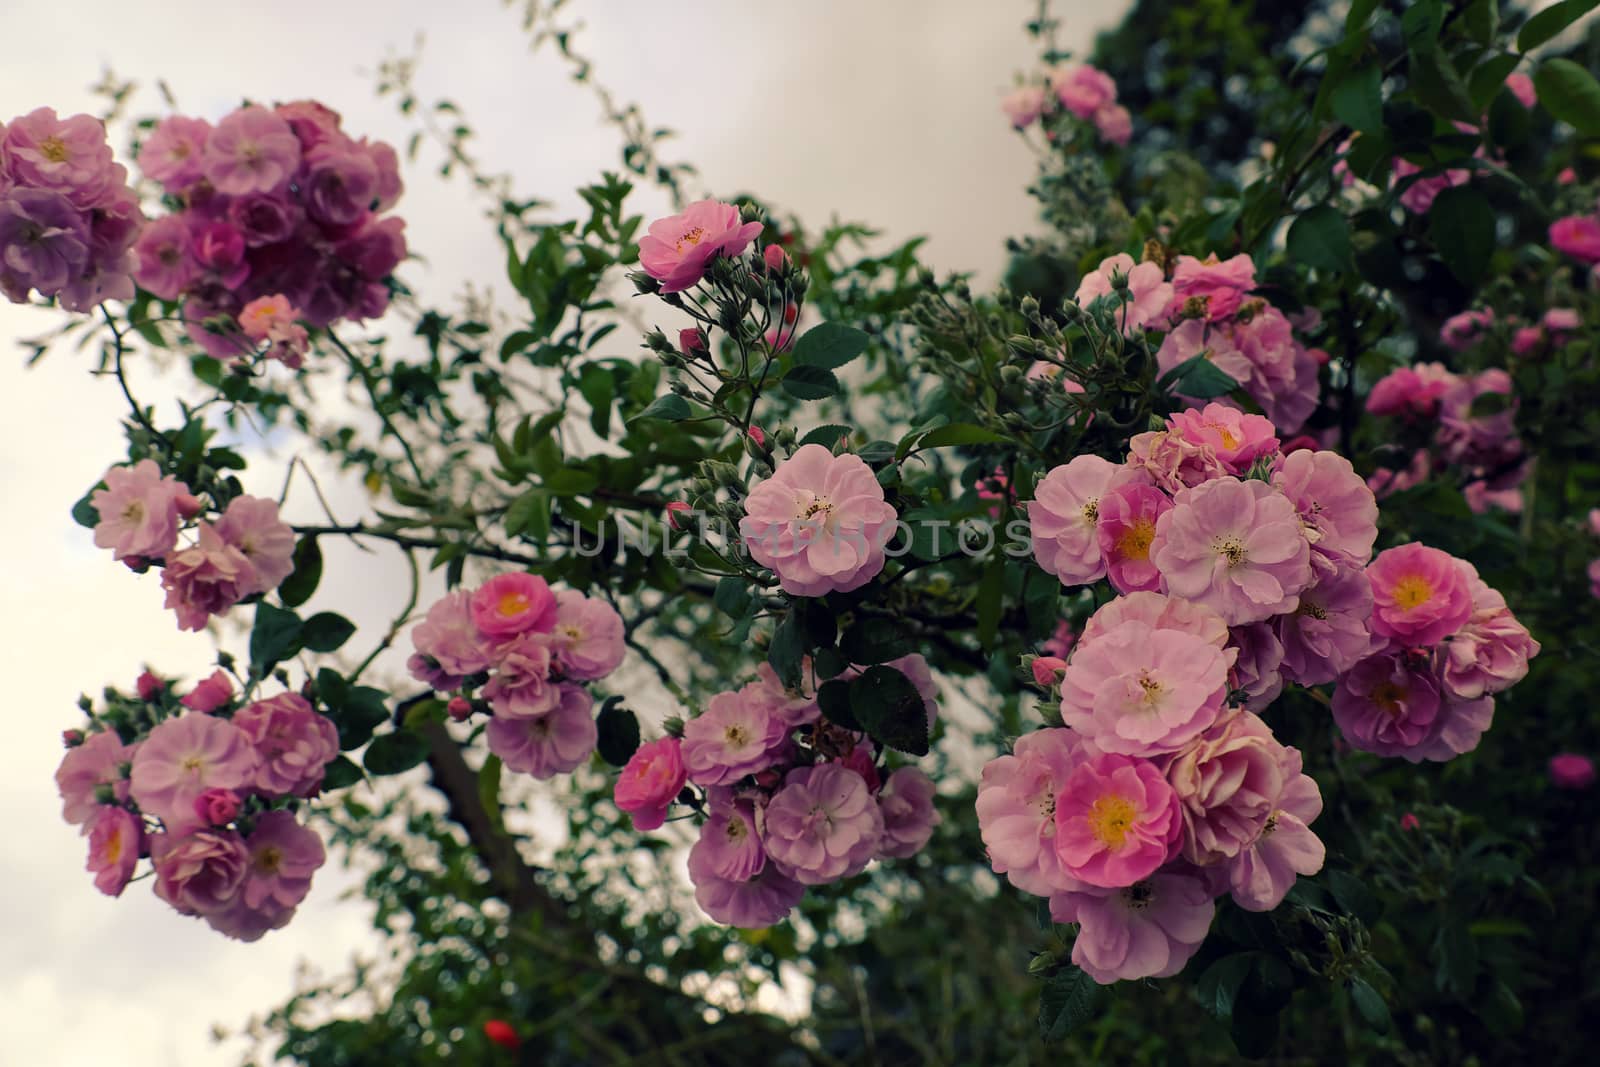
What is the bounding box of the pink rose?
[614,737,687,831]
[637,199,762,293]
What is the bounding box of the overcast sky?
[0,1,1125,1062]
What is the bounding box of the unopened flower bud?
[762,245,788,272]
[194,787,243,826]
[62,729,85,748]
[629,270,661,295]
[739,201,763,224]
[662,715,685,738]
[135,671,162,702]
[999,364,1024,385]
[1030,655,1068,687]
[483,1020,521,1051]
[175,492,204,519]
[665,501,692,531]
[446,696,472,722]
[679,327,708,354]
[1399,812,1420,831]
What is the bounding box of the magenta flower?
[1079,591,1230,652]
[1504,72,1537,108]
[1074,253,1173,335]
[1094,104,1133,146]
[740,444,897,597]
[1049,869,1216,983]
[201,106,301,195]
[215,494,295,596]
[1230,307,1320,434]
[151,829,250,916]
[302,143,379,226]
[471,572,558,638]
[1170,253,1255,322]
[1270,450,1378,571]
[1393,157,1470,214]
[1549,215,1600,265]
[682,688,789,787]
[1365,362,1458,418]
[1227,623,1286,711]
[1274,564,1375,686]
[764,763,885,885]
[1,108,115,207]
[1032,655,1067,687]
[1438,369,1520,468]
[1151,477,1313,626]
[1366,543,1473,647]
[1225,747,1324,911]
[228,191,300,246]
[90,459,187,562]
[1054,754,1182,888]
[1440,308,1495,351]
[193,787,242,827]
[1167,404,1279,475]
[1550,754,1596,791]
[1029,455,1144,586]
[160,523,255,631]
[689,794,766,882]
[207,811,326,942]
[0,188,90,300]
[1332,651,1453,760]
[137,115,212,192]
[976,728,1092,896]
[614,737,687,831]
[1096,482,1171,594]
[409,590,492,688]
[1050,65,1117,119]
[130,713,257,834]
[742,661,822,728]
[84,806,141,897]
[637,199,762,293]
[1060,620,1231,757]
[877,767,941,859]
[482,634,560,718]
[56,729,132,826]
[688,850,805,928]
[485,683,597,779]
[1165,710,1286,865]
[550,590,625,680]
[1436,569,1539,702]
[131,215,196,300]
[232,692,339,798]
[1001,85,1048,129]
[192,221,250,289]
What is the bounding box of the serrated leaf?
[913,423,1010,450]
[279,537,323,608]
[816,679,861,731]
[630,394,691,422]
[1331,64,1384,135]
[781,364,840,400]
[363,730,430,775]
[713,576,753,618]
[1038,965,1102,1042]
[799,423,854,450]
[301,612,356,653]
[849,665,929,755]
[793,322,870,370]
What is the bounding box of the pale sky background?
[0,1,1125,1063]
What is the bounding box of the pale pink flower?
[131,215,196,300]
[1227,623,1286,712]
[549,590,625,680]
[1001,86,1048,129]
[1464,480,1524,514]
[1438,369,1520,468]
[1028,455,1145,586]
[151,829,249,916]
[130,713,257,834]
[1393,157,1470,214]
[1167,404,1279,474]
[1271,449,1378,570]
[482,634,560,718]
[232,692,340,798]
[743,660,823,728]
[409,590,492,688]
[1054,754,1182,888]
[215,494,295,596]
[1151,477,1314,625]
[1170,253,1256,322]
[1366,362,1459,418]
[91,459,187,562]
[201,106,301,196]
[470,572,558,638]
[238,294,296,341]
[614,737,687,831]
[976,728,1093,896]
[1230,306,1320,434]
[207,811,326,941]
[1094,104,1133,146]
[1049,869,1216,983]
[877,767,941,859]
[1550,754,1596,791]
[1435,565,1539,701]
[1050,65,1118,120]
[1504,72,1537,108]
[137,115,212,191]
[1367,449,1433,500]
[1440,308,1495,351]
[1549,215,1600,265]
[764,763,885,885]
[683,688,789,787]
[1074,253,1173,335]
[1043,619,1077,659]
[1153,317,1255,398]
[1096,483,1171,594]
[1126,428,1229,494]
[1274,564,1375,685]
[160,524,255,631]
[1543,307,1580,336]
[56,730,132,826]
[1331,651,1489,761]
[637,199,762,293]
[1,108,115,206]
[485,683,596,779]
[1366,543,1473,647]
[181,669,234,713]
[1226,749,1324,911]
[739,444,897,597]
[689,792,766,881]
[1079,592,1231,656]
[688,851,805,928]
[84,806,141,897]
[1059,621,1231,757]
[1165,710,1286,865]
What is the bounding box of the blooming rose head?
[690,792,767,882]
[549,590,625,681]
[739,444,896,597]
[1225,747,1325,911]
[1078,591,1230,652]
[877,767,941,859]
[1001,85,1048,129]
[151,828,250,916]
[470,572,558,638]
[131,215,196,301]
[1366,363,1458,419]
[1436,565,1539,701]
[1165,710,1287,864]
[193,787,242,827]
[1366,543,1473,647]
[1054,753,1182,887]
[0,189,90,302]
[1167,404,1279,474]
[1227,622,1286,712]
[1549,215,1600,265]
[1170,253,1256,322]
[1094,104,1133,145]
[485,683,597,779]
[206,810,326,941]
[682,688,789,787]
[1028,455,1146,586]
[202,106,301,196]
[409,589,492,688]
[303,143,379,227]
[1550,753,1596,791]
[482,633,559,718]
[232,692,340,798]
[976,728,1094,896]
[614,737,687,831]
[636,199,762,293]
[160,524,256,631]
[1096,482,1171,594]
[215,495,295,596]
[136,115,213,191]
[1074,253,1173,336]
[1,108,116,206]
[1050,65,1117,119]
[687,849,806,928]
[90,459,187,562]
[764,763,885,885]
[1330,650,1486,762]
[85,805,142,897]
[130,713,257,834]
[1270,449,1378,571]
[56,729,132,826]
[1274,564,1375,686]
[1049,870,1216,983]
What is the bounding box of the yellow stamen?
[1114,517,1156,562]
[674,226,707,253]
[1392,575,1434,611]
[39,136,69,163]
[1088,794,1137,849]
[497,591,530,617]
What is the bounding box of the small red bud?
[762,244,788,272]
[679,327,707,354]
[447,696,473,722]
[483,1019,520,1051]
[135,670,163,702]
[62,729,85,748]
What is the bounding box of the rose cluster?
[90,459,296,631]
[1001,63,1132,146]
[1549,195,1600,273]
[408,572,626,778]
[1007,404,1537,983]
[131,100,405,362]
[0,108,143,310]
[613,655,942,928]
[56,673,335,941]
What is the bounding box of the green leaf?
[301,612,357,653]
[849,665,930,755]
[478,755,504,833]
[1429,185,1496,288]
[596,702,641,766]
[1037,966,1102,1042]
[768,611,807,689]
[799,424,853,450]
[1534,58,1600,136]
[1518,0,1599,51]
[1163,354,1241,399]
[1409,50,1479,123]
[321,755,364,791]
[250,603,304,672]
[279,536,323,608]
[1287,205,1354,273]
[71,487,101,528]
[630,394,691,423]
[504,489,551,541]
[332,686,390,751]
[781,364,840,401]
[1198,954,1257,1021]
[793,322,870,370]
[363,731,430,776]
[839,617,916,665]
[1349,978,1392,1033]
[1467,54,1523,113]
[1402,0,1444,52]
[976,554,1005,647]
[1436,914,1478,996]
[713,576,752,618]
[816,679,861,731]
[541,467,600,496]
[1326,869,1381,923]
[1469,390,1511,416]
[913,423,1010,450]
[1331,64,1384,134]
